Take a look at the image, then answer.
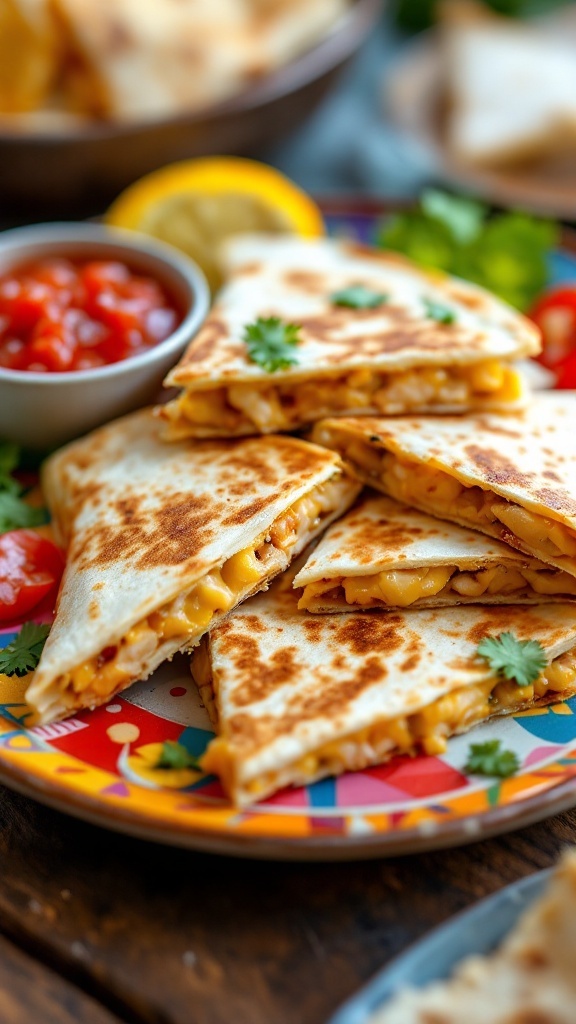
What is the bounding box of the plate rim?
[326,867,550,1023]
[2,205,576,860]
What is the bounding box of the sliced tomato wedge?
[0,530,64,623]
[530,285,576,372]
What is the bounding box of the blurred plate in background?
[386,28,576,220]
[0,0,380,218]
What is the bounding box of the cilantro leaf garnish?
[0,491,49,533]
[422,297,456,325]
[0,622,50,677]
[378,189,558,311]
[464,739,519,779]
[0,440,49,535]
[331,285,388,310]
[0,441,20,480]
[154,740,201,771]
[422,190,487,246]
[477,632,547,687]
[243,316,301,372]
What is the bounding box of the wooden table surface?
[1,785,575,1024]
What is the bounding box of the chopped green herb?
[330,284,388,309]
[0,622,51,677]
[464,739,519,779]
[0,440,49,534]
[0,491,49,534]
[422,297,456,325]
[243,316,301,372]
[378,189,557,311]
[154,740,201,771]
[477,632,547,687]
[0,441,20,480]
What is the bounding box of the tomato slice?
[530,286,576,371]
[0,530,64,623]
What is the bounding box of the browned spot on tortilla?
[535,486,576,517]
[283,270,327,293]
[543,470,561,482]
[472,417,522,440]
[88,601,100,620]
[78,493,219,571]
[176,316,229,367]
[226,656,388,752]
[335,614,403,656]
[218,633,303,707]
[400,653,420,672]
[465,607,554,647]
[464,445,535,488]
[236,261,262,277]
[302,618,324,642]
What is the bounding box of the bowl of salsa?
[0,222,209,449]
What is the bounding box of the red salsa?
[0,257,181,373]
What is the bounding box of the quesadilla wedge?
[193,562,576,807]
[295,493,576,612]
[159,235,539,439]
[311,392,576,579]
[26,409,359,726]
[371,848,576,1024]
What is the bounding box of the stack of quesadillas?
[27,232,576,810]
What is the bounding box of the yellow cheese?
[173,359,522,435]
[205,650,576,804]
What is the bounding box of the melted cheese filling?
[167,359,522,435]
[201,649,576,804]
[342,443,576,575]
[299,563,576,610]
[52,474,350,714]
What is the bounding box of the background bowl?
[0,0,381,218]
[0,223,209,450]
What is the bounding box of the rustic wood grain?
[1,785,575,1024]
[0,928,126,1024]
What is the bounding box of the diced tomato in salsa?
[0,258,181,373]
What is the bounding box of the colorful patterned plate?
[1,206,576,860]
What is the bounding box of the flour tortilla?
[161,234,538,438]
[26,408,358,725]
[371,849,576,1024]
[311,393,576,579]
[195,559,576,807]
[294,492,576,611]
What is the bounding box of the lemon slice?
[105,157,325,291]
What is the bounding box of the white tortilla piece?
[294,492,576,611]
[195,560,576,807]
[311,393,576,579]
[371,849,576,1024]
[26,408,359,725]
[160,235,539,438]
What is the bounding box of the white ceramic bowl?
[0,223,210,450]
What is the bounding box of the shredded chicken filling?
[172,359,522,434]
[342,443,576,574]
[201,649,576,801]
[54,474,349,710]
[299,563,576,610]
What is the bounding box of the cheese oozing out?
[163,359,523,436]
[47,472,352,717]
[197,646,576,807]
[298,563,576,611]
[339,441,576,578]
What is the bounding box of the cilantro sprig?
[243,317,301,372]
[378,189,557,311]
[331,285,388,310]
[0,440,48,535]
[0,622,50,677]
[422,297,456,325]
[477,632,547,687]
[154,740,201,772]
[464,739,519,779]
